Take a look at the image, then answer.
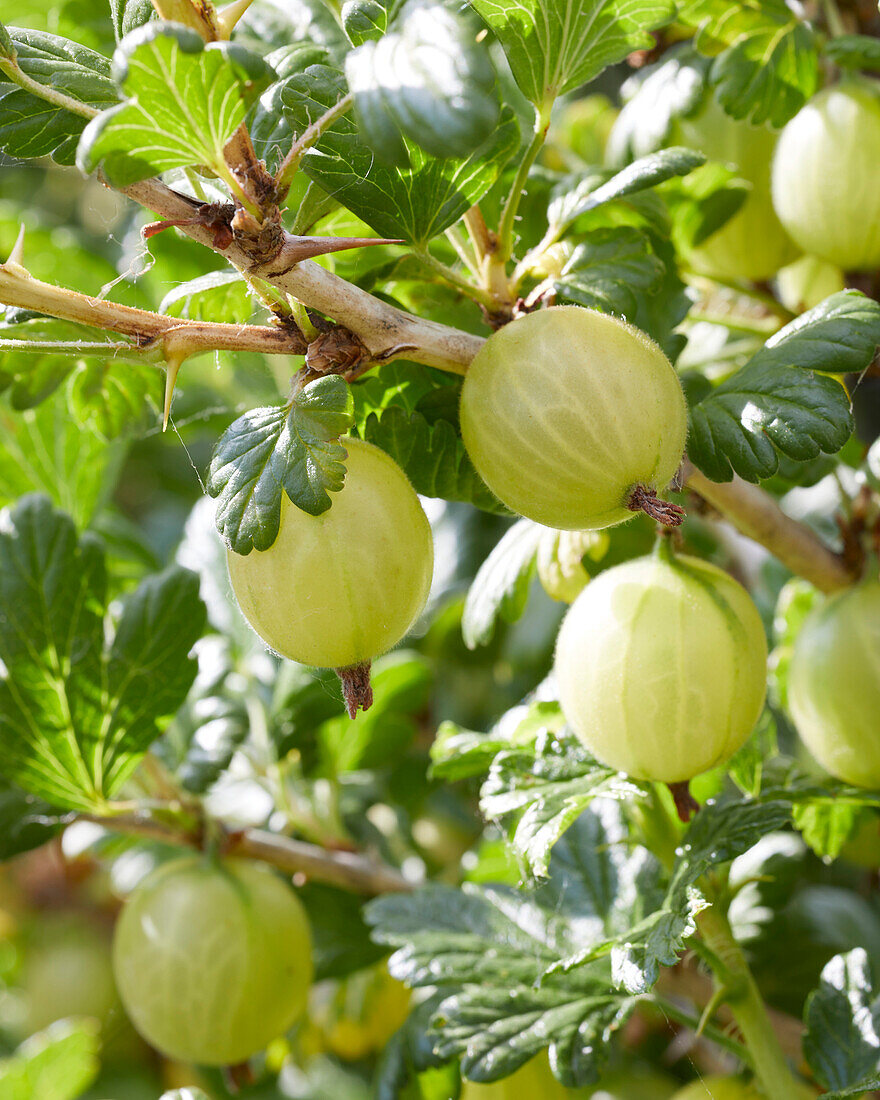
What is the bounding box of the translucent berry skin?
[459,307,687,531]
[788,579,880,788]
[112,856,313,1066]
[554,550,767,784]
[226,438,433,669]
[772,79,880,271]
[674,95,798,281]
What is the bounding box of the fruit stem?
[222,1061,255,1092]
[336,661,374,718]
[697,904,805,1098]
[627,485,686,527]
[667,780,700,822]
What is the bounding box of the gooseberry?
[112,856,313,1066]
[772,79,880,271]
[459,307,687,531]
[226,438,433,715]
[673,95,797,281]
[787,578,880,788]
[554,545,767,813]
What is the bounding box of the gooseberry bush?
[2,0,880,1098]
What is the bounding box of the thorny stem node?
[627,484,687,527]
[336,661,373,719]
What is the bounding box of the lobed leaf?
[470,0,674,109]
[0,496,205,811]
[804,949,880,1092]
[678,0,818,127]
[280,64,520,243]
[346,1,499,164]
[0,1020,100,1100]
[208,376,355,555]
[0,27,117,164]
[77,22,273,185]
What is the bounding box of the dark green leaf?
[470,0,674,108]
[77,23,270,184]
[280,64,520,242]
[0,780,70,859]
[547,148,705,233]
[825,35,880,73]
[678,0,818,126]
[0,29,117,164]
[346,1,499,164]
[461,519,542,649]
[300,882,386,979]
[552,226,665,317]
[752,291,880,376]
[358,404,505,514]
[804,949,880,1092]
[0,496,204,810]
[342,0,394,46]
[687,361,854,483]
[249,43,330,171]
[208,377,355,554]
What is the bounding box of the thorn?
[163,353,184,432]
[216,0,256,37]
[8,224,25,268]
[285,236,404,262]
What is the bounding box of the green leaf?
[346,1,499,164]
[0,780,69,859]
[0,496,205,811]
[249,42,330,171]
[109,0,156,42]
[558,798,791,993]
[678,0,818,126]
[0,1020,100,1100]
[68,358,163,440]
[547,148,705,234]
[804,949,880,1092]
[687,362,855,484]
[431,699,567,781]
[753,290,880,376]
[607,47,709,162]
[470,0,674,108]
[367,807,645,1086]
[825,35,880,73]
[551,226,666,317]
[77,23,271,185]
[209,377,354,554]
[280,64,520,242]
[358,404,505,514]
[0,388,125,526]
[461,519,542,649]
[0,29,117,164]
[687,292,880,482]
[481,729,640,878]
[793,801,863,862]
[159,270,253,325]
[664,161,749,249]
[342,0,393,46]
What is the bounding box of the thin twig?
[80,811,413,895]
[682,459,856,593]
[276,92,354,192]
